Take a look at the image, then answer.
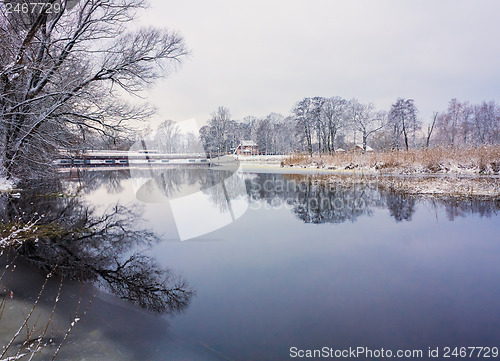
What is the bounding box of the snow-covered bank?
[284,147,500,176]
[239,162,500,198]
[275,148,500,197]
[378,176,500,197]
[237,155,284,163]
[320,174,500,198]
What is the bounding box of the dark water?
[1,169,500,360]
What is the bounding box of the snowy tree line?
[151,120,202,154]
[432,99,500,148]
[200,97,500,156]
[199,107,296,155]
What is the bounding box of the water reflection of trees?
[130,167,247,215]
[246,174,500,224]
[0,186,195,315]
[64,168,131,195]
[64,167,249,211]
[61,169,499,225]
[246,174,383,224]
[438,197,500,221]
[385,192,416,222]
[201,169,248,213]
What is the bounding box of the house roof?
[240,140,257,146]
[354,144,374,151]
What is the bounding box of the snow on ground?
[376,176,500,197]
[236,155,284,163]
[284,148,500,176]
[279,149,500,197]
[238,161,500,198]
[0,176,13,191]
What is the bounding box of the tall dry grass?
[283,146,500,174]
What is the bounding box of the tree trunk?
[402,118,409,151]
[426,113,438,148]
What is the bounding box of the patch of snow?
[0,219,39,248]
[0,176,13,191]
[0,353,28,361]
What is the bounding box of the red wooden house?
[235,140,258,156]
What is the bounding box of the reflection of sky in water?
[80,171,500,360]
[171,190,248,241]
[155,207,500,360]
[86,167,248,240]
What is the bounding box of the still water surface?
[2,168,500,360]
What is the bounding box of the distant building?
[334,148,346,153]
[354,144,374,152]
[235,140,259,156]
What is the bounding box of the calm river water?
[1,168,500,360]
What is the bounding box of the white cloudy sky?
[136,0,500,127]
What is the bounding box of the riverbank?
[238,150,500,198]
[283,147,500,176]
[320,173,500,198]
[3,153,500,198]
[240,164,500,197]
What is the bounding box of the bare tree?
[471,101,500,146]
[310,96,325,153]
[204,106,232,156]
[435,98,466,147]
[293,97,314,155]
[321,96,347,152]
[348,99,385,151]
[274,115,297,154]
[2,187,196,314]
[0,0,188,178]
[426,111,438,148]
[154,120,182,153]
[388,98,420,150]
[254,113,286,155]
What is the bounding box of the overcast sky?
[137,0,500,127]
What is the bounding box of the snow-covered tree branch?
[0,0,188,178]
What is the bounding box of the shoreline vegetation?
[2,147,500,198]
[278,146,500,198]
